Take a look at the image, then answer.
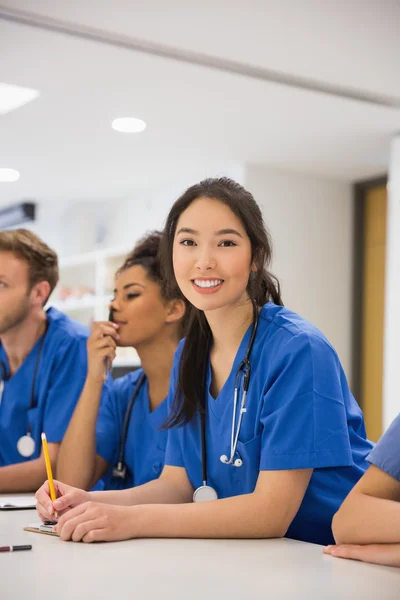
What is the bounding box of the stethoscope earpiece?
[219,454,243,467]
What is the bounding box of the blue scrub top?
[96,369,168,490]
[0,307,89,466]
[165,302,374,546]
[366,413,400,482]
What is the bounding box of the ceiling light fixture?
[111,117,146,133]
[0,82,40,115]
[0,168,20,182]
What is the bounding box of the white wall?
[25,166,246,256]
[26,199,105,256]
[245,165,354,382]
[102,166,246,249]
[383,136,400,430]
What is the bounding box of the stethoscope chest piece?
[1,319,49,458]
[17,433,35,458]
[193,485,218,503]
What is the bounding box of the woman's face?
[109,265,169,347]
[172,197,253,312]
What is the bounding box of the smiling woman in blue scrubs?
[0,230,88,492]
[55,232,186,491]
[36,178,373,545]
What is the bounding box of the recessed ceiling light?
[111,117,146,133]
[0,82,40,115]
[0,168,20,183]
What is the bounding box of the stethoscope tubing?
[201,302,259,481]
[113,371,146,478]
[0,318,49,457]
[0,321,49,423]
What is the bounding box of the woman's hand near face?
[87,321,120,382]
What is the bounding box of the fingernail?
[325,545,333,550]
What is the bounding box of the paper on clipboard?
[24,522,58,537]
[0,495,36,510]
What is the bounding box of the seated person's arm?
[56,376,109,490]
[36,464,195,521]
[0,443,59,493]
[52,466,312,542]
[121,467,313,540]
[325,415,400,567]
[332,465,400,545]
[56,322,118,490]
[92,464,195,505]
[323,542,400,567]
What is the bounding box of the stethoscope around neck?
[193,302,259,503]
[0,321,49,458]
[111,371,146,481]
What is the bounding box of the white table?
[1,503,399,600]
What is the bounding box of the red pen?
[0,545,32,552]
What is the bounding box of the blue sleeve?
[366,414,400,482]
[260,333,353,470]
[164,342,185,468]
[95,378,121,466]
[43,337,88,444]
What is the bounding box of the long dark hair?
[160,177,283,428]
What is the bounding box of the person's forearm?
[89,476,192,506]
[333,493,400,544]
[127,493,286,539]
[0,457,50,493]
[56,376,103,489]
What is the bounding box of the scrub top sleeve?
[42,337,88,444]
[95,378,121,465]
[259,333,353,471]
[164,345,185,469]
[366,414,400,482]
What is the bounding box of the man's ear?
[30,281,51,308]
[165,298,186,325]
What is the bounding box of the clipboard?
[23,523,58,537]
[0,495,36,510]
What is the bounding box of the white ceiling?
[1,0,400,206]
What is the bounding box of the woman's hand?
[35,479,90,522]
[323,543,400,568]
[87,321,120,382]
[56,501,136,543]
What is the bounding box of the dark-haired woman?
[54,231,185,492]
[36,178,372,545]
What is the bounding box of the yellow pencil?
[41,432,56,502]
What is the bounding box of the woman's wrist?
[125,504,154,538]
[84,370,107,391]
